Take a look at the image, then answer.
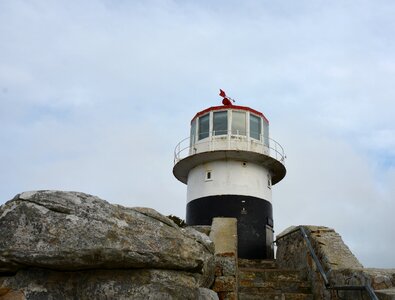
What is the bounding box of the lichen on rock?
[0,190,216,299]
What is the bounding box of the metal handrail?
[276,226,378,300]
[299,227,330,287]
[174,130,286,165]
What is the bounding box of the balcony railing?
[174,130,286,165]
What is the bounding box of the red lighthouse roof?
[191,89,269,123]
[192,105,269,124]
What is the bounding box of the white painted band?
[186,160,272,203]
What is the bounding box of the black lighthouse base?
[186,195,274,259]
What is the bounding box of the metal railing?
[276,227,378,300]
[174,130,286,165]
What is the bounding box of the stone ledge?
[375,287,395,300]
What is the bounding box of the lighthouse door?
[237,199,274,259]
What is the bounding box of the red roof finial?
[219,89,235,106]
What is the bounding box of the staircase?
[238,259,314,300]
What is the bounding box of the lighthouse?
[173,90,286,259]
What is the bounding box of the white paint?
[191,135,269,157]
[191,108,269,145]
[187,160,272,203]
[189,108,270,156]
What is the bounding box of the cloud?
[273,118,395,267]
[1,0,394,268]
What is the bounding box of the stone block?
[215,256,237,276]
[210,218,237,256]
[213,276,237,292]
[217,291,237,300]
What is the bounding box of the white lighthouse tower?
[173,91,286,259]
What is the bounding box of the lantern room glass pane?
[213,111,227,136]
[232,111,246,135]
[198,114,209,140]
[250,114,261,140]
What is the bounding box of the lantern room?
[189,105,270,155]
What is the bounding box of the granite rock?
[0,268,218,300]
[0,190,216,299]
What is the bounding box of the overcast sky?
[1,0,394,268]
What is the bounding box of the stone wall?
[276,225,395,300]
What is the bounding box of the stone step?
[239,292,314,300]
[239,269,308,284]
[375,288,395,300]
[238,278,311,293]
[238,258,277,269]
[237,259,312,299]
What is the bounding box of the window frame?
[249,113,262,140]
[205,170,213,181]
[198,113,210,140]
[231,110,247,136]
[213,110,228,136]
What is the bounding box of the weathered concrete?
[209,218,238,300]
[210,218,238,255]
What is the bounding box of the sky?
[1,0,394,268]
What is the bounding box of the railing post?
[228,129,231,150]
[210,132,213,151]
[174,135,286,169]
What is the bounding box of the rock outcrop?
[0,191,217,299]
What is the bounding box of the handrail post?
[228,129,231,150]
[210,131,213,151]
